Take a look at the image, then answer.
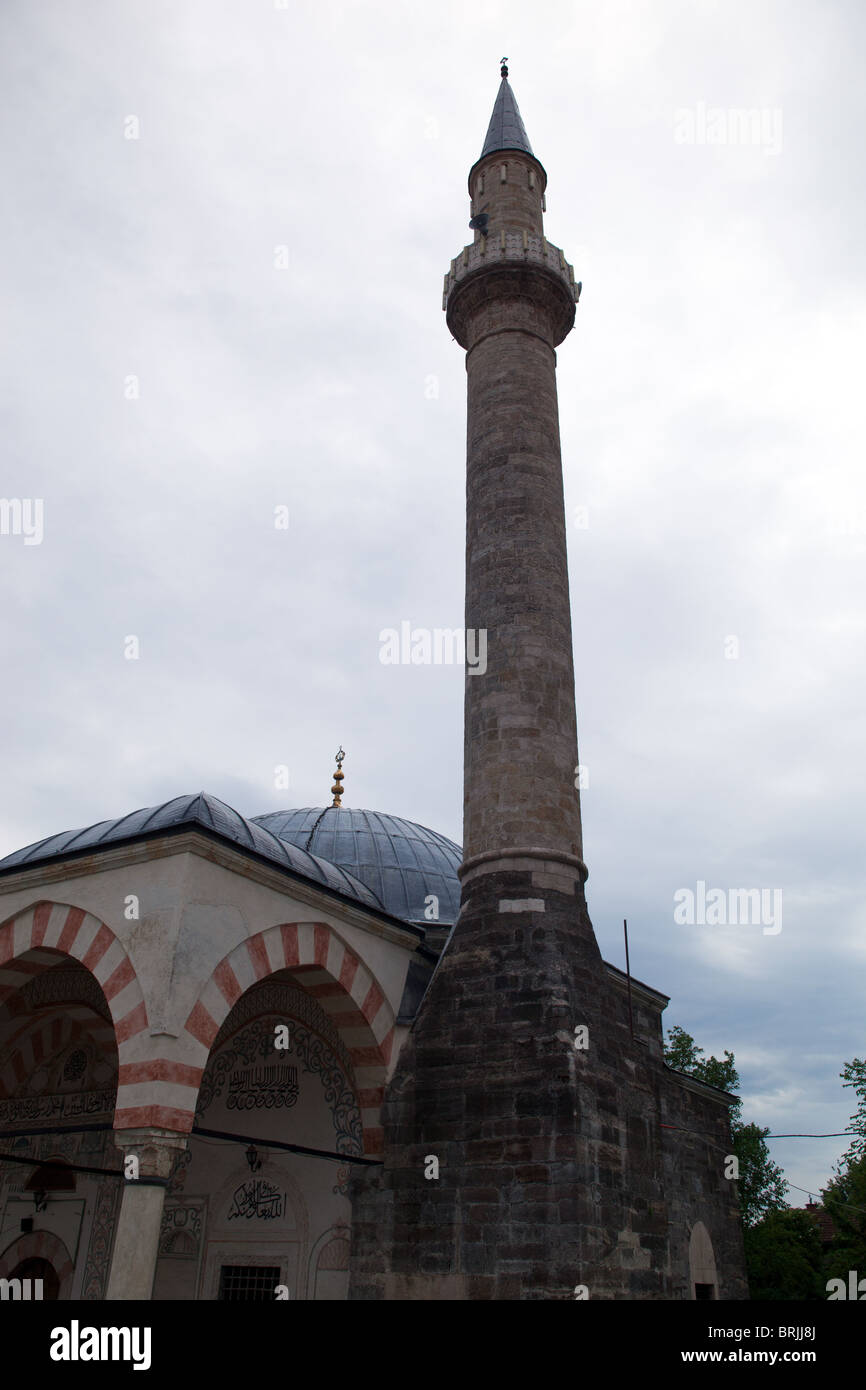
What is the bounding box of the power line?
[0,1121,382,1180]
[784,1179,866,1220]
[0,1150,122,1180]
[765,1132,858,1139]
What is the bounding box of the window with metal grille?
[218,1265,281,1301]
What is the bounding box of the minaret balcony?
[442,231,578,313]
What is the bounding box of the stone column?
[452,261,584,887]
[105,1128,188,1301]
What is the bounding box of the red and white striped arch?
[0,1229,75,1299]
[0,907,395,1150]
[0,1010,116,1101]
[180,921,395,1155]
[0,901,149,1127]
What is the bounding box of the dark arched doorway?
[0,955,120,1299]
[10,1256,60,1300]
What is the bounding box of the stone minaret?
[449,64,585,905]
[349,67,748,1302]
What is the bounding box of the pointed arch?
[182,922,394,1153]
[0,1010,116,1101]
[309,1225,351,1300]
[0,1229,75,1300]
[0,901,147,1037]
[689,1220,719,1299]
[0,900,149,1129]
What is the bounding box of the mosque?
[0,68,747,1301]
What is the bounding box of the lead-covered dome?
[0,793,386,914]
[251,807,461,926]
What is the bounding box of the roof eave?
[0,822,423,942]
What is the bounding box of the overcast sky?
[1,0,864,1199]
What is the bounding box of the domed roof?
[251,807,462,926]
[0,793,385,915]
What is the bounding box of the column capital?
[111,1127,188,1179]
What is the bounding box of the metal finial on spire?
[331,746,345,807]
[500,57,508,78]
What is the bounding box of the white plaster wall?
[0,841,420,1070]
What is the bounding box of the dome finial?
[500,56,508,79]
[331,746,346,807]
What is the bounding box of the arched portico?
[0,901,148,1105]
[183,921,394,1154]
[0,900,180,1301]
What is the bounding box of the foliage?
[743,1209,825,1300]
[664,1038,866,1297]
[821,1068,866,1286]
[734,1122,789,1228]
[664,1024,740,1113]
[838,1058,866,1166]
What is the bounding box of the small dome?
[251,807,462,926]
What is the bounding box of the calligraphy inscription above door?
[227,1178,286,1221]
[227,1064,299,1111]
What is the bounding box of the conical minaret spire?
[478,61,535,159]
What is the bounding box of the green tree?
[664,1025,740,1110]
[821,1061,866,1288]
[743,1209,825,1300]
[735,1122,790,1227]
[822,1150,866,1284]
[838,1057,866,1165]
[664,1023,704,1074]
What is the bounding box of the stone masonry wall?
[348,871,747,1300]
[468,152,547,240]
